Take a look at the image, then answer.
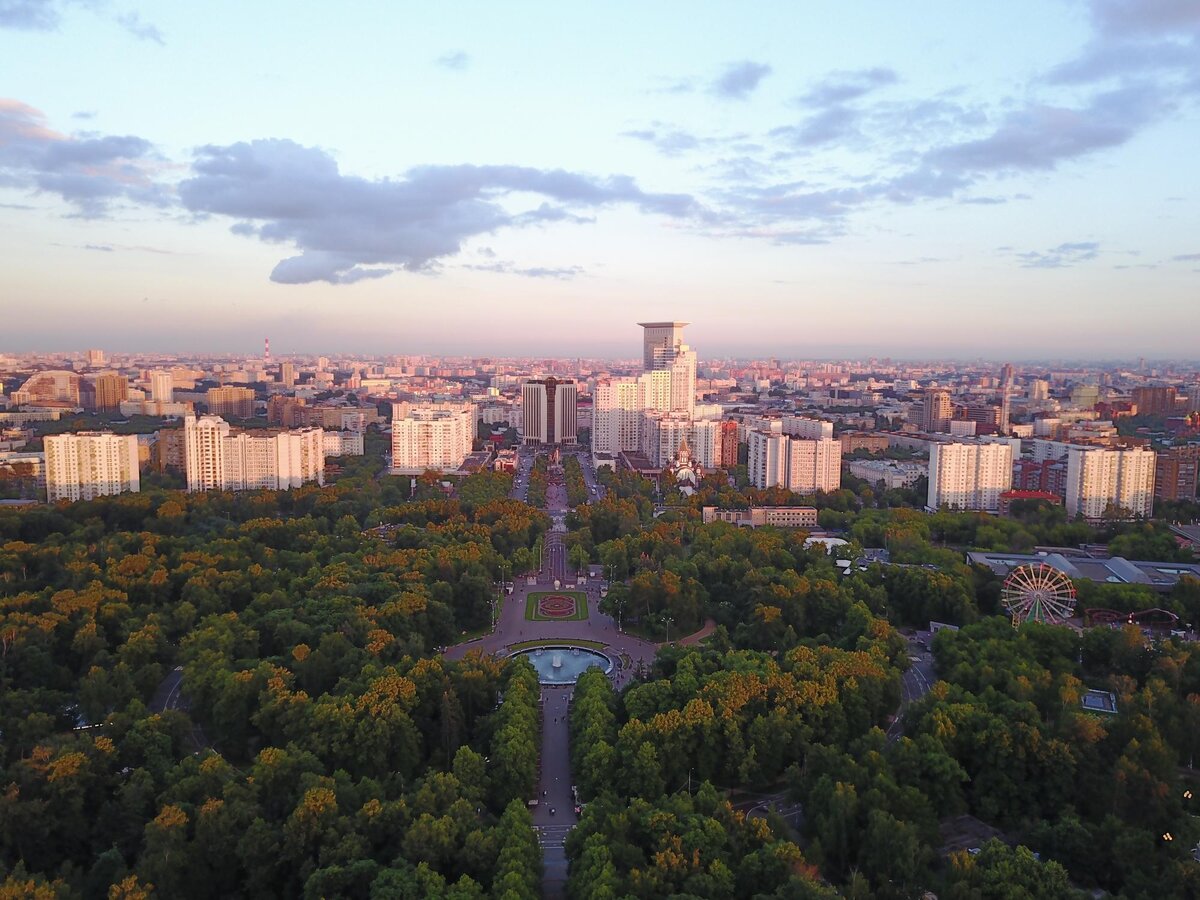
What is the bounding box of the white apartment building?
[185,415,325,492]
[323,430,365,457]
[639,413,720,468]
[747,431,842,493]
[150,370,173,403]
[1065,446,1155,520]
[390,402,475,473]
[44,432,140,502]
[926,441,1013,512]
[782,416,834,440]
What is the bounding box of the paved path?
[887,635,937,742]
[534,685,576,899]
[678,618,717,646]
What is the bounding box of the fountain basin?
[514,645,613,684]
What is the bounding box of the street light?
[665,616,674,644]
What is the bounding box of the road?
[534,686,577,899]
[887,635,937,742]
[571,449,606,502]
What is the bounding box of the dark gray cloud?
[0,98,167,216]
[711,61,772,99]
[436,50,470,70]
[116,11,162,44]
[796,67,898,107]
[1011,241,1101,269]
[178,139,701,284]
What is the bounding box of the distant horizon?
[3,2,1198,356]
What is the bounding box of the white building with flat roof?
[391,402,475,473]
[748,431,841,493]
[1065,446,1155,520]
[44,432,140,502]
[926,441,1012,512]
[185,414,325,492]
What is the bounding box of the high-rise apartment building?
[521,378,577,445]
[184,414,325,492]
[85,349,106,367]
[926,441,1013,512]
[640,413,719,469]
[1028,379,1050,402]
[150,370,173,403]
[639,321,695,416]
[639,322,688,371]
[748,431,841,494]
[390,402,475,472]
[44,432,140,502]
[267,395,308,428]
[90,373,128,411]
[1132,386,1177,417]
[921,388,952,433]
[782,416,834,440]
[998,363,1014,434]
[13,370,82,406]
[1155,446,1199,503]
[280,361,296,387]
[719,420,739,468]
[207,386,256,418]
[1064,446,1156,520]
[1186,384,1200,414]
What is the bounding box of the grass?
[525,591,589,622]
[506,638,607,653]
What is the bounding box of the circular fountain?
[515,645,613,684]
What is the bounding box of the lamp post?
[665,616,674,644]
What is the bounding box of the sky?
[1,0,1199,360]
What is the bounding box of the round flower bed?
[538,594,577,618]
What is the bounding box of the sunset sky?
[2,0,1198,359]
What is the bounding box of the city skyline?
[3,1,1199,357]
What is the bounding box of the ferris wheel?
[1002,563,1077,626]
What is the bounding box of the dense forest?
[2,444,1200,898]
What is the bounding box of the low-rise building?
[701,506,819,528]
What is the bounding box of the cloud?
[1047,0,1200,87]
[1171,252,1200,261]
[83,243,113,251]
[0,0,60,29]
[770,106,861,147]
[621,124,709,156]
[464,261,584,280]
[436,50,470,70]
[925,85,1159,173]
[1010,241,1101,269]
[116,11,163,44]
[711,61,772,99]
[0,98,168,216]
[178,139,701,284]
[795,67,898,107]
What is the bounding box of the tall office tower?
[1155,446,1199,502]
[1131,386,1177,417]
[390,402,476,472]
[998,363,1014,434]
[921,388,952,433]
[747,431,841,493]
[926,441,1014,512]
[91,373,128,411]
[639,322,689,371]
[521,378,577,445]
[719,420,740,467]
[85,349,106,367]
[280,361,296,387]
[184,415,230,492]
[150,370,174,403]
[44,432,140,502]
[207,386,256,418]
[1029,379,1050,402]
[1064,446,1156,520]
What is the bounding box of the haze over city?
[3,0,1199,357]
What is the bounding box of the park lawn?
[525,590,589,622]
[506,638,607,653]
